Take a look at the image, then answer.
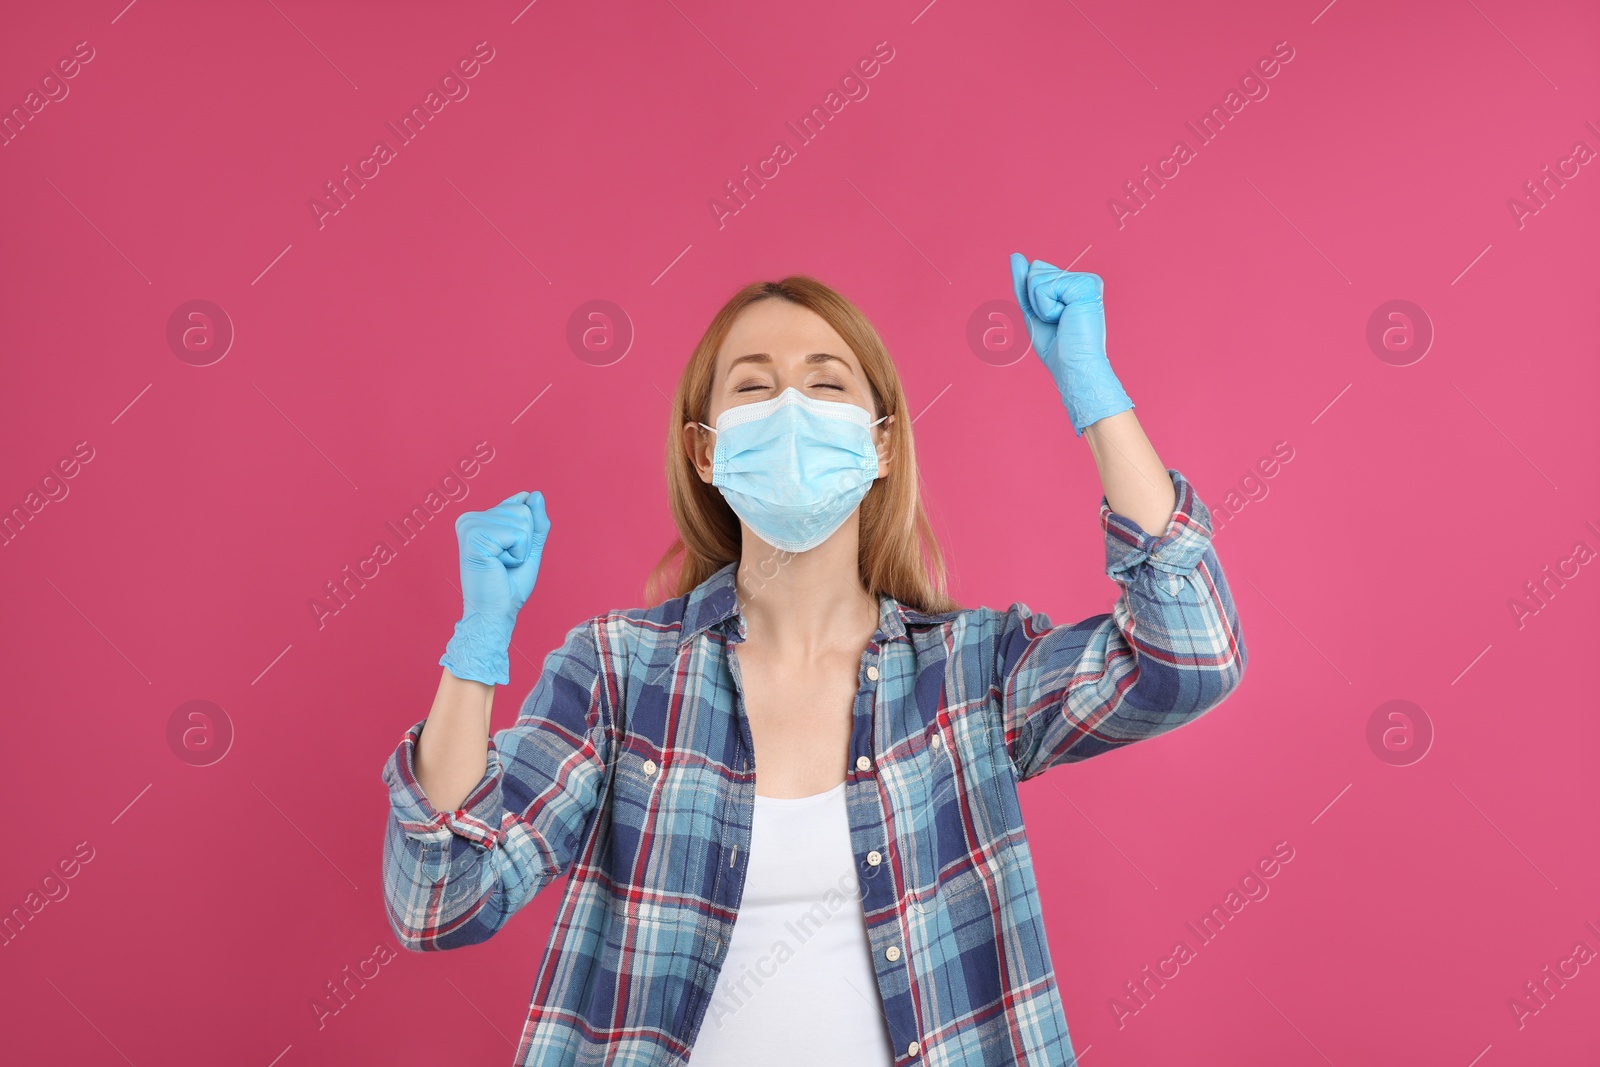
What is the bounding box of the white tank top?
[687,781,896,1066]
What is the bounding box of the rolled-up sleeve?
[982,468,1246,782]
[380,615,616,951]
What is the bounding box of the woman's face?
[685,298,893,482]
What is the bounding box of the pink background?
[2,0,1597,1063]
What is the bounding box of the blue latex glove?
[439,490,550,686]
[1009,252,1133,435]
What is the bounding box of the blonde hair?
[644,275,961,615]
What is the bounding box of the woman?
[380,255,1247,1066]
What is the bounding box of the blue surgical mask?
[699,387,889,553]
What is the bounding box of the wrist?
[439,611,516,687]
[1060,371,1133,436]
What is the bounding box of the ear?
[874,413,895,479]
[683,420,715,484]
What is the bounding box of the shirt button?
[866,665,880,681]
[885,945,901,962]
[855,755,872,772]
[642,759,657,776]
[867,850,881,866]
[930,732,943,749]
[907,1040,921,1056]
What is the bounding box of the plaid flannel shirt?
[381,467,1246,1066]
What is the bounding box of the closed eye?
[735,381,845,392]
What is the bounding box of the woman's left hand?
[1009,252,1134,436]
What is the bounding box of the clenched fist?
[439,490,551,686]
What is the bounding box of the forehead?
[714,299,859,374]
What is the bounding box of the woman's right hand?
[439,490,551,686]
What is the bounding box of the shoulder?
[579,589,700,673]
[598,600,685,641]
[894,602,1005,655]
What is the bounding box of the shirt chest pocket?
[893,709,1013,907]
[607,737,666,872]
[888,722,960,912]
[606,736,714,902]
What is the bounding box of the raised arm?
[379,489,614,951]
[975,255,1246,781]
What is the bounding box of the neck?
[733,518,879,656]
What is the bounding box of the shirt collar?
[678,559,928,648]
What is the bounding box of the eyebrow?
[726,352,852,372]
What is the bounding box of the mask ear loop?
[871,411,894,467]
[691,422,718,494]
